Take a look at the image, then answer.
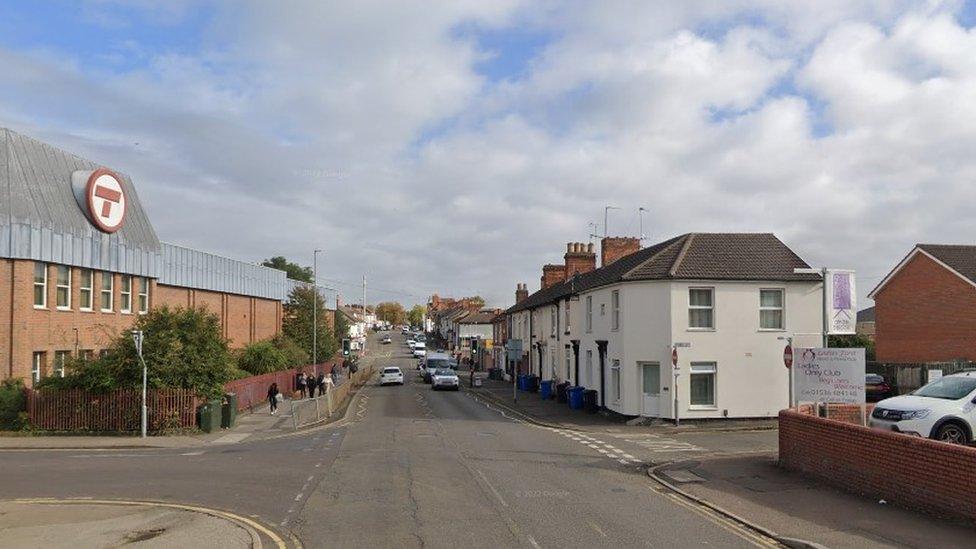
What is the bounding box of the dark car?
[866,374,893,401]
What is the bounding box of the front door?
[641,362,661,417]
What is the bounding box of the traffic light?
[471,338,479,355]
[342,338,351,356]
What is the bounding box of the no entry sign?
[784,344,793,369]
[86,168,126,233]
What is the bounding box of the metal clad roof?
[157,242,288,301]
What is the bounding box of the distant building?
[856,306,875,341]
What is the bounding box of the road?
[0,333,779,548]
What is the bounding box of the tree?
[236,341,288,375]
[828,333,876,361]
[282,285,338,362]
[467,296,485,308]
[40,306,234,399]
[262,256,313,283]
[407,304,427,328]
[375,301,407,325]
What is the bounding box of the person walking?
[267,382,280,415]
[297,372,307,399]
[331,368,338,385]
[316,371,326,396]
[306,372,316,398]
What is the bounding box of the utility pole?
[794,267,830,347]
[313,249,322,364]
[132,330,147,438]
[604,205,620,237]
[362,274,367,355]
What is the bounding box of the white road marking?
[476,469,508,508]
[180,451,205,456]
[622,454,636,459]
[618,459,630,464]
[294,494,302,502]
[589,521,608,537]
[527,535,542,549]
[211,433,251,445]
[307,475,314,482]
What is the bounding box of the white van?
[412,342,426,358]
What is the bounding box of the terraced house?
[0,129,289,387]
[505,234,823,420]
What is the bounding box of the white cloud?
[1,1,976,307]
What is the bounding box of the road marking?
[618,459,630,464]
[476,469,508,508]
[211,433,251,445]
[622,454,636,459]
[294,494,302,501]
[527,535,542,549]
[180,451,205,456]
[589,521,608,537]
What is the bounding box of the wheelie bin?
[555,381,570,403]
[527,374,539,392]
[539,380,553,400]
[221,392,238,428]
[583,389,599,413]
[568,386,585,410]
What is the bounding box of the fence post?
[326,385,334,417]
[314,395,321,422]
[291,398,298,430]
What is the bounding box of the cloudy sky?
[2,1,976,308]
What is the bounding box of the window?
[564,300,571,333]
[31,352,45,383]
[550,352,557,379]
[100,273,113,312]
[99,349,110,358]
[139,278,150,313]
[611,359,621,402]
[33,263,47,308]
[565,347,571,380]
[55,265,71,309]
[585,350,593,386]
[611,290,620,331]
[53,351,70,378]
[550,307,556,337]
[689,288,714,329]
[585,296,593,333]
[79,269,93,310]
[120,275,132,313]
[690,362,717,408]
[759,289,784,330]
[80,350,94,361]
[600,303,605,316]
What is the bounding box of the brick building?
[869,244,976,363]
[1,128,289,386]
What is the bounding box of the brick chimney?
[601,236,641,267]
[564,242,596,280]
[515,283,529,303]
[541,264,567,289]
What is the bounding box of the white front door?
[641,362,661,417]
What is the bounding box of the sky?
[2,0,976,308]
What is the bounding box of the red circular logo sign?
[784,345,794,369]
[85,168,126,233]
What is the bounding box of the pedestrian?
[317,371,326,396]
[268,382,280,415]
[297,372,307,398]
[331,368,338,385]
[307,372,316,398]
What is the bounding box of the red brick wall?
[541,264,566,289]
[779,409,976,520]
[601,237,640,267]
[875,253,976,362]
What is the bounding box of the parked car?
[381,335,392,345]
[431,368,459,391]
[870,371,976,444]
[865,374,893,401]
[413,344,426,359]
[379,366,404,386]
[406,339,416,349]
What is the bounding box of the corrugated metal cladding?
[159,243,287,301]
[2,128,288,301]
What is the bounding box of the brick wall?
[779,409,976,520]
[601,237,640,267]
[875,252,976,362]
[541,264,566,289]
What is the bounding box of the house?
[455,309,500,362]
[505,234,823,419]
[868,244,976,363]
[856,307,875,341]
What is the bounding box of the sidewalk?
[468,375,777,434]
[656,455,976,548]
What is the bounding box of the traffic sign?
[784,344,793,369]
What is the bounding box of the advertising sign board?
[826,270,857,334]
[795,348,865,404]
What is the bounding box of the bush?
[236,341,288,375]
[42,306,234,400]
[271,335,309,368]
[0,379,27,430]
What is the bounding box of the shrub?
[236,341,288,375]
[271,335,309,368]
[0,379,27,430]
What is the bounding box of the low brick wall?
[779,409,976,520]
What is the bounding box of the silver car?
[431,368,459,391]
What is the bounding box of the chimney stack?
[515,283,529,303]
[541,264,567,289]
[563,241,597,280]
[601,236,641,267]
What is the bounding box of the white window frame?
[611,290,620,331]
[100,272,114,312]
[32,352,44,383]
[33,262,47,309]
[138,277,150,313]
[53,350,70,378]
[79,269,93,311]
[550,307,556,337]
[611,359,621,402]
[565,346,572,380]
[55,265,71,310]
[120,275,132,313]
[564,299,571,333]
[759,288,785,331]
[585,296,593,333]
[585,349,593,386]
[689,362,718,409]
[688,287,715,330]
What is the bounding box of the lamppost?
[131,330,147,438]
[313,249,323,364]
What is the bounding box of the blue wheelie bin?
[539,380,553,400]
[568,386,585,410]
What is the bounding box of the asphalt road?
[0,334,779,548]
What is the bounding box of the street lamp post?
[131,330,147,438]
[313,249,323,365]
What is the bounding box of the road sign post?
[784,344,794,409]
[671,345,679,427]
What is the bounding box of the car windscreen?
[913,376,976,400]
[426,359,450,369]
[383,368,400,374]
[865,374,884,383]
[434,369,455,376]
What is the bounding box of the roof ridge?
[668,233,695,277]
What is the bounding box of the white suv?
[870,371,976,444]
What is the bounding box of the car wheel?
[935,422,969,444]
